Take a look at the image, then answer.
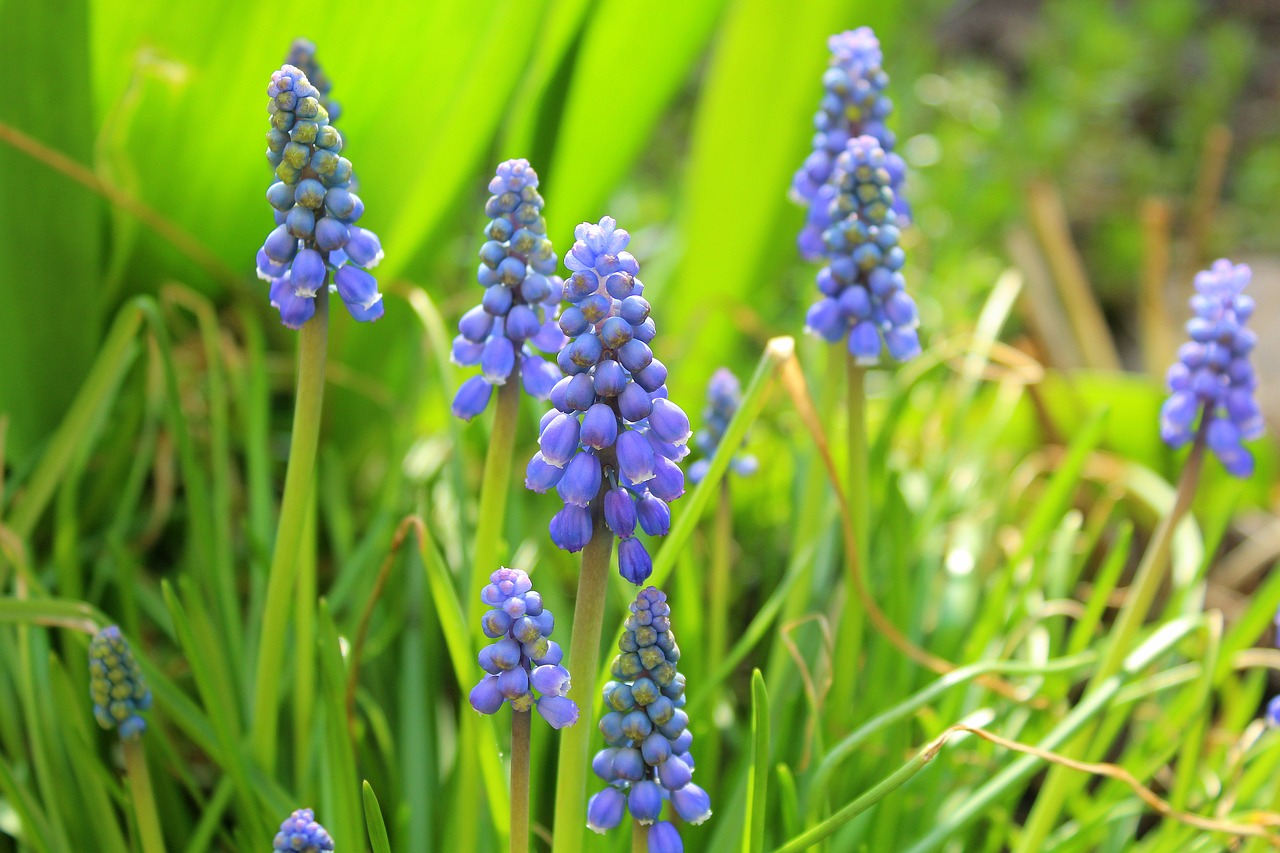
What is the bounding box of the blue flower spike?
[588,587,709,847]
[285,39,342,124]
[791,27,908,261]
[88,625,152,739]
[1159,259,1260,478]
[451,159,566,420]
[470,567,579,729]
[259,63,384,328]
[272,808,334,853]
[526,218,692,585]
[688,367,758,485]
[804,134,919,364]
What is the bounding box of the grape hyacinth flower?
[286,39,341,123]
[469,567,579,729]
[257,64,384,328]
[587,588,709,846]
[1159,259,1261,477]
[88,625,152,739]
[525,218,691,585]
[803,135,920,364]
[273,808,334,853]
[688,368,758,485]
[791,27,908,261]
[452,159,566,420]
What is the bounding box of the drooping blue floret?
[88,625,152,739]
[688,368,758,485]
[1159,259,1260,478]
[525,218,691,585]
[257,64,384,328]
[588,588,709,846]
[803,135,920,365]
[451,159,566,420]
[470,567,579,729]
[272,808,334,853]
[791,27,908,261]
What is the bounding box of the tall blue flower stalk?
[525,216,691,586]
[1019,258,1260,846]
[89,626,165,853]
[791,27,908,262]
[541,218,692,853]
[273,809,334,852]
[1159,259,1260,477]
[452,159,565,420]
[688,368,757,485]
[587,587,709,852]
[256,64,384,328]
[251,62,385,774]
[469,567,578,853]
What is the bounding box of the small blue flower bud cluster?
[1160,259,1261,478]
[257,65,385,329]
[469,568,579,729]
[272,808,334,853]
[791,27,908,261]
[587,588,709,848]
[804,135,920,364]
[1268,695,1280,728]
[452,159,567,420]
[525,218,691,585]
[688,368,758,485]
[88,625,152,739]
[285,39,341,124]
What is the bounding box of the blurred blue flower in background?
[88,625,152,739]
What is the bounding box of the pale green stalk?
[552,515,614,853]
[511,709,532,853]
[470,370,522,620]
[122,736,166,853]
[827,354,870,736]
[704,477,732,780]
[1015,428,1208,852]
[250,290,329,773]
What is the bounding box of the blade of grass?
[743,669,770,853]
[363,781,392,853]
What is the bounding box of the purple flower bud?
[634,359,668,393]
[290,249,327,297]
[604,488,637,538]
[657,754,692,789]
[334,264,380,310]
[618,340,653,373]
[521,355,561,399]
[581,403,619,450]
[536,695,579,729]
[649,456,685,502]
[616,430,657,484]
[618,537,652,585]
[452,375,494,421]
[557,452,602,507]
[648,822,684,853]
[671,783,711,824]
[264,225,299,264]
[550,503,593,552]
[587,788,626,834]
[540,413,581,467]
[469,676,504,714]
[628,780,663,824]
[637,494,670,536]
[345,227,384,268]
[566,374,597,411]
[618,381,653,422]
[526,452,566,492]
[648,399,691,445]
[506,304,542,341]
[532,664,571,697]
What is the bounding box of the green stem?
[551,514,614,853]
[632,819,646,852]
[250,290,329,773]
[1014,422,1208,853]
[470,370,522,620]
[704,477,732,780]
[511,710,531,853]
[828,354,870,736]
[123,736,167,853]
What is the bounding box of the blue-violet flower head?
[527,218,690,585]
[259,64,384,328]
[272,808,334,853]
[803,134,919,365]
[1159,259,1260,478]
[791,27,908,261]
[452,159,566,419]
[88,625,152,739]
[470,567,579,728]
[688,367,758,484]
[589,587,708,844]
